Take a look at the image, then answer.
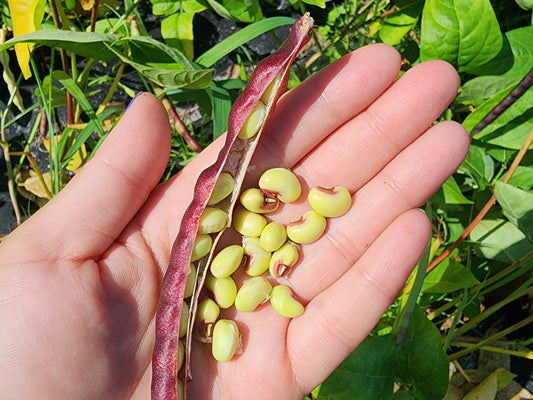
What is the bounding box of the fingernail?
[125,92,143,112]
[416,207,427,215]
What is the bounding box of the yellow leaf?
[7,0,46,79]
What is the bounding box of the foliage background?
[1,0,533,399]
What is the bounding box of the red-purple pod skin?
[151,13,313,400]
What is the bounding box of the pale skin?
[0,44,469,399]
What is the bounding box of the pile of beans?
[185,167,352,363]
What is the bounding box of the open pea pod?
[151,14,314,400]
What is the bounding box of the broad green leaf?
[457,145,494,191]
[456,76,519,106]
[515,0,533,9]
[393,307,449,400]
[161,12,195,60]
[205,0,262,22]
[420,0,502,73]
[462,86,533,149]
[302,0,325,8]
[379,0,423,46]
[470,218,533,262]
[422,258,479,293]
[195,16,295,67]
[0,29,118,60]
[150,0,181,15]
[508,166,533,190]
[441,176,473,204]
[109,47,212,89]
[495,181,533,242]
[463,368,515,400]
[121,35,198,69]
[317,308,448,400]
[7,0,45,78]
[471,26,533,77]
[317,335,395,400]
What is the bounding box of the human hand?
[0,44,469,400]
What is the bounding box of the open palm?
[0,44,468,400]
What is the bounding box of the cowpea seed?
[239,188,279,214]
[242,237,271,276]
[179,302,189,338]
[258,168,301,203]
[238,101,266,140]
[196,298,220,341]
[232,206,267,237]
[269,242,299,278]
[198,207,228,234]
[286,210,326,244]
[270,284,304,318]
[183,263,196,299]
[205,274,237,309]
[211,319,240,363]
[208,172,235,206]
[308,186,352,217]
[191,234,213,261]
[210,245,245,278]
[177,378,184,400]
[235,277,272,312]
[259,221,287,252]
[260,73,283,105]
[177,340,185,371]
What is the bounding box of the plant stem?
[427,125,533,273]
[452,279,533,338]
[96,63,125,115]
[48,0,74,126]
[448,314,533,360]
[451,341,533,360]
[427,249,533,321]
[1,112,22,226]
[155,88,202,153]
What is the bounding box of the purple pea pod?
[151,13,314,400]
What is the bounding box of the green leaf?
[205,0,262,22]
[317,335,395,400]
[457,145,494,191]
[317,308,448,400]
[495,181,533,242]
[463,368,515,400]
[456,76,519,106]
[110,46,212,89]
[302,0,326,8]
[161,12,195,60]
[422,258,480,293]
[470,218,533,262]
[462,86,533,149]
[0,29,118,60]
[150,0,181,15]
[471,26,533,77]
[53,70,104,138]
[60,107,118,170]
[393,308,449,399]
[210,83,232,138]
[379,0,423,46]
[441,176,473,204]
[507,165,533,190]
[420,0,503,73]
[121,35,198,69]
[515,0,533,10]
[195,16,295,67]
